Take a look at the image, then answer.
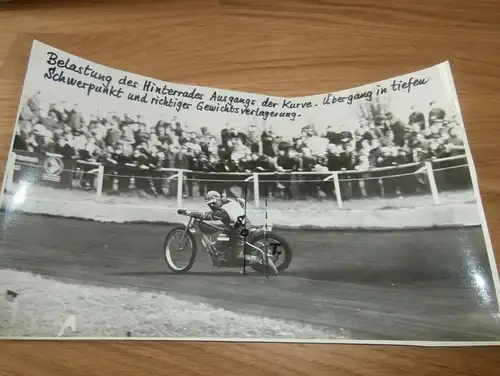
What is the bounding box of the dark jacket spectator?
[261,131,276,158]
[386,112,408,147]
[174,149,190,170]
[54,139,75,159]
[409,106,426,130]
[428,102,446,126]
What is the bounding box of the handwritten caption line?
[42,51,431,121]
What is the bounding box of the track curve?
[1,213,499,341]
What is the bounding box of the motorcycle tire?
[164,225,198,273]
[247,232,292,274]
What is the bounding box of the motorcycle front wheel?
[164,225,198,273]
[247,232,292,274]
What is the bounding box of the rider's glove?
[177,209,187,215]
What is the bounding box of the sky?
[16,40,463,141]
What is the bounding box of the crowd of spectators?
[12,91,471,200]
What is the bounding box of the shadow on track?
[108,270,250,277]
[283,267,460,285]
[108,267,458,285]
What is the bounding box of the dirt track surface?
[1,213,499,341]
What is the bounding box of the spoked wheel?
[247,232,292,274]
[164,226,198,273]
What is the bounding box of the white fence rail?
[5,151,470,209]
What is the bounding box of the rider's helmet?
[205,190,222,209]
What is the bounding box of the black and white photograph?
[0,40,499,344]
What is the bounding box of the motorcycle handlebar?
[176,209,200,220]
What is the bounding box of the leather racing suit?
[189,197,249,261]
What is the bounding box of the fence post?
[96,165,104,198]
[333,172,343,209]
[5,152,16,193]
[177,170,184,208]
[425,161,440,205]
[253,173,260,208]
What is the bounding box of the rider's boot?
[232,233,260,264]
[237,251,260,264]
[235,242,279,276]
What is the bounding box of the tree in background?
[356,93,391,127]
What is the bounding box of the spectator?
[54,137,75,158]
[429,101,446,126]
[408,105,426,130]
[261,131,276,158]
[12,91,472,201]
[106,118,122,146]
[385,112,408,147]
[445,126,465,156]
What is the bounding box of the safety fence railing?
[4,150,472,209]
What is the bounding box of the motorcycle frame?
[177,215,272,265]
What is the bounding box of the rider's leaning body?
[191,194,246,225]
[181,191,259,264]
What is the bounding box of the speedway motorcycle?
[163,209,292,275]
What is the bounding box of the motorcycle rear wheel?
[247,232,292,274]
[164,226,198,273]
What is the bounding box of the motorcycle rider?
[178,190,261,265]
